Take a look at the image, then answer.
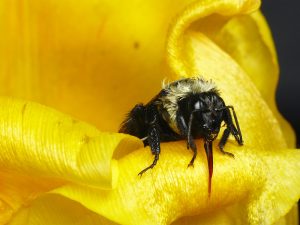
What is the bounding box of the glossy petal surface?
[0,0,299,225]
[0,97,141,223]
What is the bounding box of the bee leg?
[176,112,197,167]
[138,153,159,177]
[187,112,197,167]
[229,125,243,146]
[218,128,234,158]
[138,124,160,177]
[224,106,243,145]
[187,137,197,167]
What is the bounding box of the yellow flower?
[0,0,299,224]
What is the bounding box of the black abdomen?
[119,103,182,144]
[119,104,148,139]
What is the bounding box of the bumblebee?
[119,77,243,192]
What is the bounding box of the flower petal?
[168,31,287,151]
[0,0,196,131]
[214,11,296,147]
[165,0,295,147]
[8,194,118,225]
[166,0,260,77]
[162,0,299,223]
[172,204,299,225]
[52,142,300,225]
[0,1,298,225]
[0,97,141,223]
[165,0,295,150]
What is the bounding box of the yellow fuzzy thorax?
[157,77,218,133]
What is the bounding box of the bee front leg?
[218,128,234,158]
[187,112,197,167]
[224,106,243,145]
[217,106,243,157]
[176,111,197,167]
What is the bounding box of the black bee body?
[119,78,243,193]
[120,93,181,142]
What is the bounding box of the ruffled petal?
[165,0,295,147]
[214,11,296,147]
[167,31,287,151]
[0,97,141,223]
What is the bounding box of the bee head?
[188,92,225,141]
